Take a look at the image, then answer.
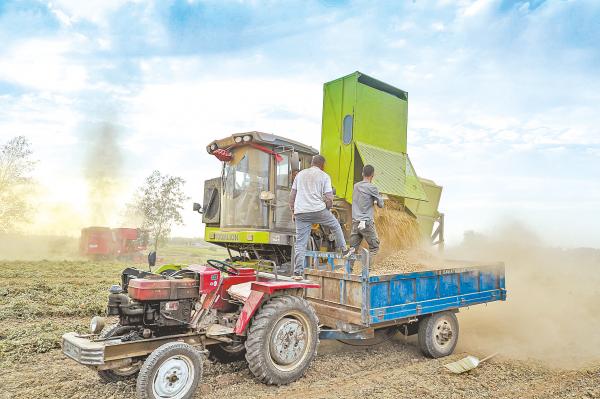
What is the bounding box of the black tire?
[136,342,203,399]
[97,324,140,382]
[417,312,459,358]
[245,295,319,385]
[208,341,246,363]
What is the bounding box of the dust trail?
[449,222,600,368]
[0,233,79,260]
[84,123,123,226]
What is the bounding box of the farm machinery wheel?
[97,324,141,382]
[418,311,459,358]
[136,342,203,399]
[245,295,318,385]
[209,340,246,363]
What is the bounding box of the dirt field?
[3,335,599,399]
[1,232,599,399]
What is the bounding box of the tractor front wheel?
[245,295,318,385]
[136,342,203,399]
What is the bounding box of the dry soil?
[2,336,599,399]
[2,228,600,398]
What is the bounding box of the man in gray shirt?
[289,155,353,276]
[350,164,384,260]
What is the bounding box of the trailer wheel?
[208,340,246,363]
[245,295,318,385]
[418,312,459,358]
[136,342,203,399]
[97,324,140,382]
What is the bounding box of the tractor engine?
[106,266,221,336]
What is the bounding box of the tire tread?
[136,342,203,399]
[417,312,459,358]
[245,295,318,385]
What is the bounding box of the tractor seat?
[227,282,253,302]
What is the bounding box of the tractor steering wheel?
[207,259,240,276]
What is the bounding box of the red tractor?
[80,227,148,260]
[62,260,319,398]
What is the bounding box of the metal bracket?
[319,328,375,341]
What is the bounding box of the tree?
[0,136,35,233]
[128,170,189,251]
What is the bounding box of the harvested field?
[1,234,599,399]
[3,337,599,399]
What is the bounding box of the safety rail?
[303,248,370,277]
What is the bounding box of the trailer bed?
[303,251,506,329]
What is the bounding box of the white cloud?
[432,22,446,31]
[47,3,73,27]
[125,75,322,145]
[461,0,495,18]
[388,38,407,48]
[48,0,136,25]
[0,38,88,92]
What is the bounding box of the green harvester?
[195,72,444,271]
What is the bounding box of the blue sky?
[0,0,599,246]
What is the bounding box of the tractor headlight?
[234,136,243,143]
[209,143,217,151]
[90,316,105,335]
[242,135,252,142]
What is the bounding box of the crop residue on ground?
[1,231,599,398]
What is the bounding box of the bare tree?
[128,170,189,251]
[0,136,35,233]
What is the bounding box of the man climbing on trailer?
[289,154,354,276]
[350,164,384,263]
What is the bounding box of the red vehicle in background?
[80,227,148,261]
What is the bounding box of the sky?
[0,0,599,247]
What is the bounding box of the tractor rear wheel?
[417,311,459,358]
[245,295,318,385]
[136,342,203,399]
[97,324,140,382]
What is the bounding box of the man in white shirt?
[289,155,353,276]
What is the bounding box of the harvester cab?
[198,132,319,269]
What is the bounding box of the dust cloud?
[0,233,79,260]
[1,123,130,259]
[449,221,600,368]
[84,122,124,226]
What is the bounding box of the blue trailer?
[304,249,506,357]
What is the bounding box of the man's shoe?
[341,247,356,259]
